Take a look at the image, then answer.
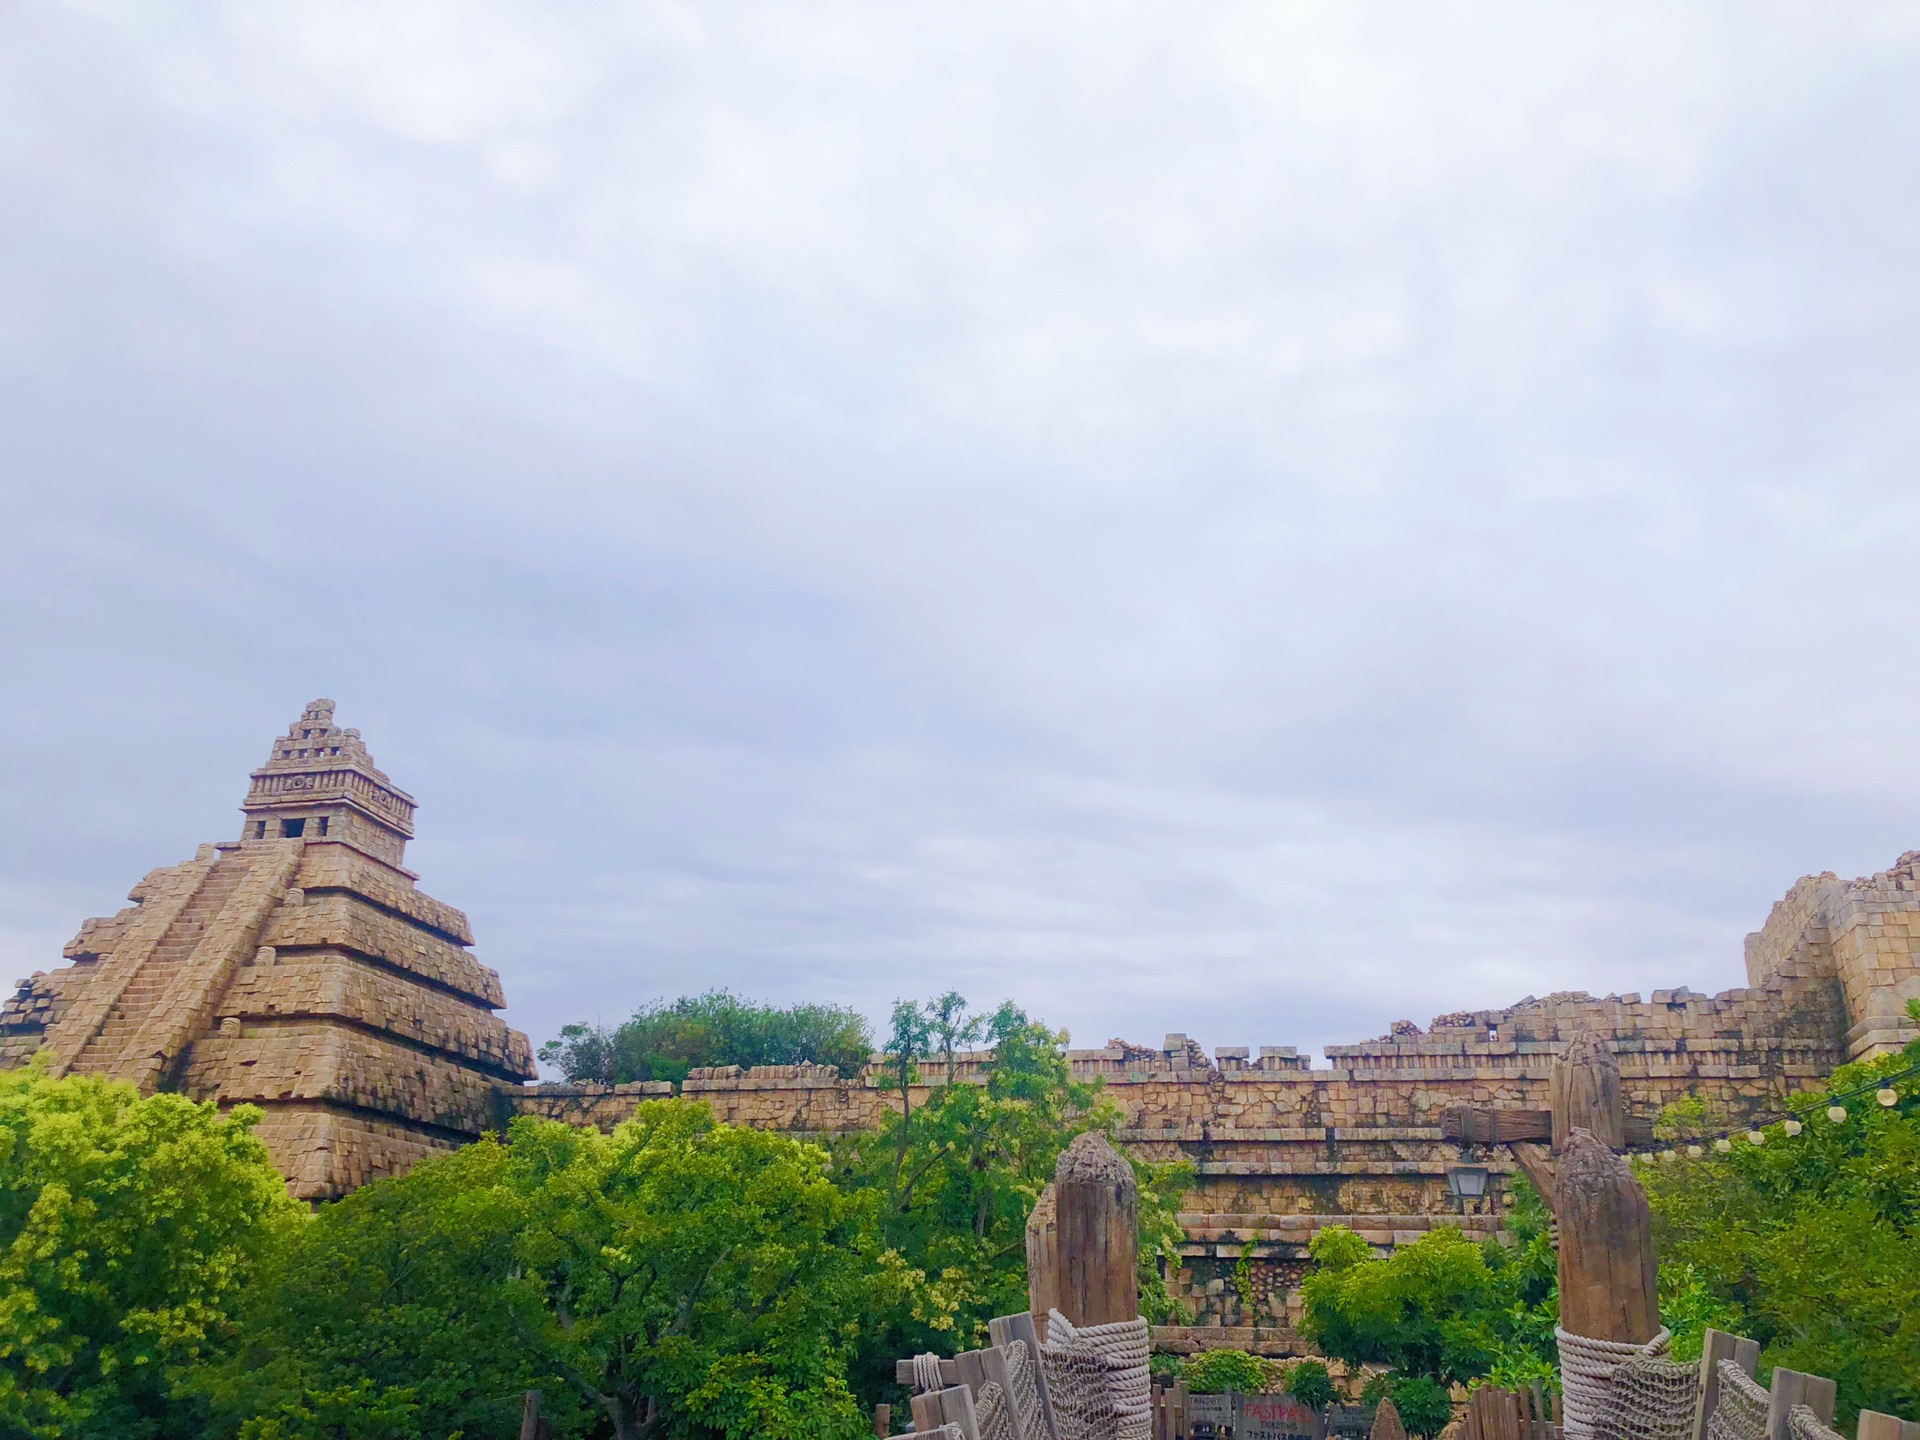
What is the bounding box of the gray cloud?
[3,2,1918,1064]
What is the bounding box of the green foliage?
[1384,1374,1454,1439]
[1182,1348,1277,1394]
[0,1062,297,1440]
[209,1102,896,1440]
[1656,1263,1744,1366]
[1233,1240,1258,1316]
[538,990,872,1085]
[1644,1041,1920,1426]
[1134,1154,1197,1326]
[843,997,1116,1393]
[1149,1352,1186,1382]
[1302,1175,1557,1392]
[1284,1359,1336,1411]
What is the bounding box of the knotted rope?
[978,1380,1019,1440]
[1004,1336,1047,1440]
[1042,1310,1149,1440]
[1592,1351,1698,1440]
[911,1351,946,1394]
[1788,1405,1845,1440]
[1556,1326,1671,1440]
[1707,1363,1769,1440]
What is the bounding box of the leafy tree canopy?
[841,994,1192,1403]
[0,1061,296,1440]
[1300,1177,1556,1390]
[538,990,873,1085]
[207,1102,903,1440]
[1644,1034,1920,1426]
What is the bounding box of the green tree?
[1299,1184,1556,1392]
[0,1062,297,1439]
[1643,1037,1920,1426]
[211,1102,900,1440]
[538,991,872,1085]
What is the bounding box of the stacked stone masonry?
[0,701,535,1200]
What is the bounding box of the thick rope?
[978,1380,1019,1440]
[1706,1362,1769,1440]
[1789,1405,1845,1440]
[1593,1352,1698,1440]
[912,1352,946,1395]
[1556,1327,1671,1440]
[1046,1311,1149,1440]
[1004,1336,1048,1440]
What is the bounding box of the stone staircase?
[67,855,250,1076]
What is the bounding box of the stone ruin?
[5,698,1918,1346]
[0,699,535,1199]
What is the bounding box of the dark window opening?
[253,821,267,839]
[317,817,329,836]
[281,819,306,838]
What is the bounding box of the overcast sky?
[3,4,1918,1067]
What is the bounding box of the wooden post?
[1552,1033,1626,1152]
[874,1403,892,1438]
[1026,1181,1061,1333]
[1051,1131,1139,1325]
[1554,1128,1660,1343]
[519,1390,542,1440]
[913,1384,982,1440]
[1764,1370,1836,1440]
[1858,1413,1920,1440]
[1691,1328,1760,1440]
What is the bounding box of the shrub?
[1285,1359,1337,1410]
[1386,1374,1454,1439]
[1183,1349,1276,1394]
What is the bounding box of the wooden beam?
[1765,1369,1836,1440]
[955,1347,1025,1440]
[1553,1034,1626,1152]
[1025,1181,1060,1332]
[896,1357,961,1387]
[991,1311,1058,1440]
[912,1385,981,1440]
[1442,1106,1553,1145]
[1858,1412,1920,1440]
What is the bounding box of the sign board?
[1183,1393,1330,1440]
[1237,1394,1322,1440]
[1189,1393,1234,1438]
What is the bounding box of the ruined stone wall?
[505,969,1850,1353]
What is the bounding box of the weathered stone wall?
[504,972,1848,1353]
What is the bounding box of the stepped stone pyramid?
[1,700,535,1199]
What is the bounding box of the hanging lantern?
[1827,1105,1847,1124]
[1714,1137,1732,1153]
[1877,1088,1898,1108]
[1783,1118,1802,1136]
[1748,1130,1764,1145]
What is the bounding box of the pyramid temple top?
[240,699,417,865]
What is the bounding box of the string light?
[1611,1057,1917,1159]
[1828,1105,1848,1124]
[1748,1130,1764,1145]
[1783,1118,1802,1136]
[1877,1088,1899,1108]
[1714,1137,1732,1152]
[1686,1144,1704,1157]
